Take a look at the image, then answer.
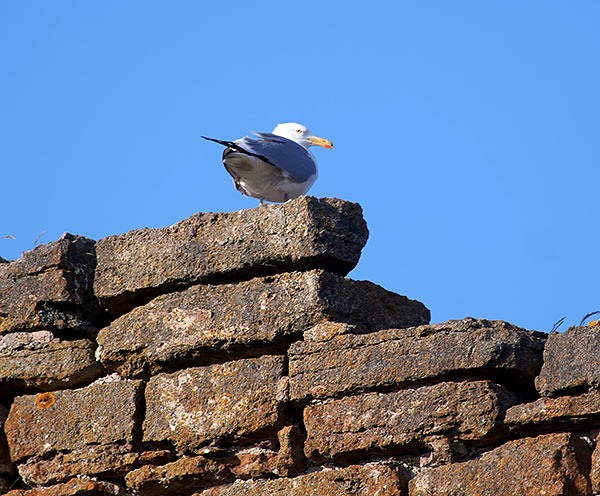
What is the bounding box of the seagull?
[202,123,334,205]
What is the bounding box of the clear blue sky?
[1,2,598,332]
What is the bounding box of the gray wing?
[234,132,316,183]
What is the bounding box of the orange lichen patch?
[36,392,55,409]
[589,319,600,327]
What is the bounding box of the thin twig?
[580,311,600,326]
[550,316,566,333]
[33,231,47,248]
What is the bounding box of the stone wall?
[0,196,599,495]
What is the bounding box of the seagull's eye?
[296,129,303,134]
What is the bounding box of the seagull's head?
[273,122,334,150]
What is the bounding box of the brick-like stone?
[125,456,232,496]
[143,356,286,450]
[4,478,122,496]
[194,463,408,496]
[125,445,283,496]
[289,318,545,401]
[97,270,429,377]
[0,331,103,394]
[5,378,142,485]
[303,381,516,463]
[536,325,600,396]
[505,389,600,431]
[409,433,592,496]
[17,445,138,488]
[0,234,102,334]
[94,196,369,316]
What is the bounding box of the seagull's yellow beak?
[310,136,334,149]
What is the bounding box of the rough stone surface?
[591,430,600,494]
[0,331,103,394]
[97,270,429,377]
[505,389,600,431]
[409,432,592,496]
[193,463,408,496]
[276,425,306,477]
[4,478,123,496]
[125,445,283,496]
[536,325,600,397]
[143,356,286,450]
[17,445,138,487]
[125,456,232,496]
[5,379,142,485]
[303,380,517,463]
[289,318,545,402]
[94,196,369,316]
[0,234,102,334]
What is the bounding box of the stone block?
[4,478,122,495]
[125,456,232,496]
[125,444,283,496]
[5,378,142,485]
[193,463,408,495]
[536,325,600,396]
[0,234,102,334]
[303,380,516,463]
[143,356,286,450]
[94,196,369,316]
[505,389,600,430]
[0,331,103,394]
[97,270,429,377]
[289,318,545,401]
[409,433,591,496]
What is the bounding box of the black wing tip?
[202,136,234,147]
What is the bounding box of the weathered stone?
[0,405,14,475]
[290,318,545,401]
[193,463,408,496]
[0,234,102,334]
[409,433,592,496]
[4,478,122,496]
[276,425,306,476]
[125,456,232,496]
[17,445,138,487]
[125,444,284,496]
[143,356,286,450]
[590,430,600,494]
[536,325,600,396]
[5,379,142,485]
[97,270,429,377]
[505,389,600,431]
[0,331,103,394]
[304,381,517,463]
[94,196,369,316]
[223,444,279,479]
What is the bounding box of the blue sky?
[1,2,598,332]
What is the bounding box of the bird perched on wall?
[202,123,333,205]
